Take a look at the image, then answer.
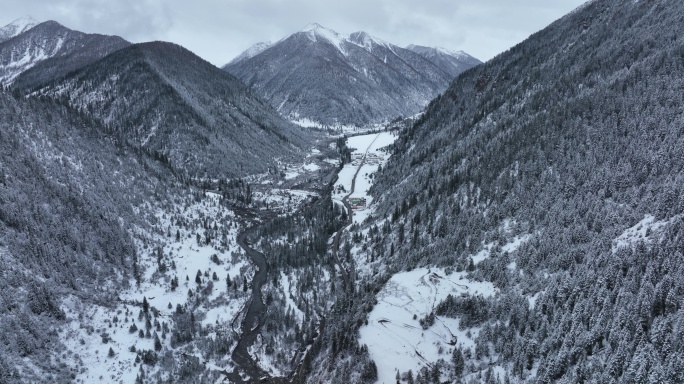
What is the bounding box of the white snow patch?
[302,163,320,172]
[612,214,669,253]
[501,234,532,254]
[472,233,532,265]
[300,23,348,55]
[359,268,497,384]
[471,242,495,265]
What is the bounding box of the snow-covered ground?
[252,188,319,216]
[359,268,497,384]
[612,214,671,253]
[59,192,251,383]
[333,131,398,223]
[472,234,532,266]
[290,117,391,135]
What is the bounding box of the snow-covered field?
[333,131,398,223]
[359,268,497,384]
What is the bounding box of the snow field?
[60,296,155,384]
[59,191,251,383]
[334,131,398,224]
[359,268,497,384]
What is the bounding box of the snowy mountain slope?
[306,0,684,382]
[406,44,481,78]
[224,23,479,128]
[226,41,271,65]
[0,16,38,43]
[0,88,302,383]
[0,20,129,88]
[0,90,167,383]
[34,41,314,178]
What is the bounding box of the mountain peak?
[224,24,479,127]
[405,44,481,76]
[0,15,39,42]
[227,41,271,65]
[301,22,325,32]
[5,15,38,29]
[349,31,391,51]
[298,23,347,52]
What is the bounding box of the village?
[351,152,383,166]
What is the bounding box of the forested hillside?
[33,41,313,179]
[6,0,684,382]
[0,90,180,382]
[310,0,684,382]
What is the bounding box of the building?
[349,197,366,210]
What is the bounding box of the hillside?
[34,41,313,178]
[0,90,172,382]
[0,20,129,88]
[305,0,684,382]
[224,24,479,128]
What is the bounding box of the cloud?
[0,0,588,66]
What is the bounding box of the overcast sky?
[1,0,588,66]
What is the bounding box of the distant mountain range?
[224,23,480,128]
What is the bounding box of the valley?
[54,129,400,383]
[4,1,684,383]
[227,130,399,383]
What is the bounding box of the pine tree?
[154,332,162,351]
[453,347,465,377]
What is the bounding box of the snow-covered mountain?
[307,0,684,382]
[223,23,480,128]
[0,16,38,43]
[406,44,481,77]
[226,41,271,65]
[34,41,313,178]
[0,19,129,88]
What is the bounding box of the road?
[331,132,382,293]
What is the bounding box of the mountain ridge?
[224,23,480,128]
[0,19,130,88]
[0,16,38,43]
[34,40,314,178]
